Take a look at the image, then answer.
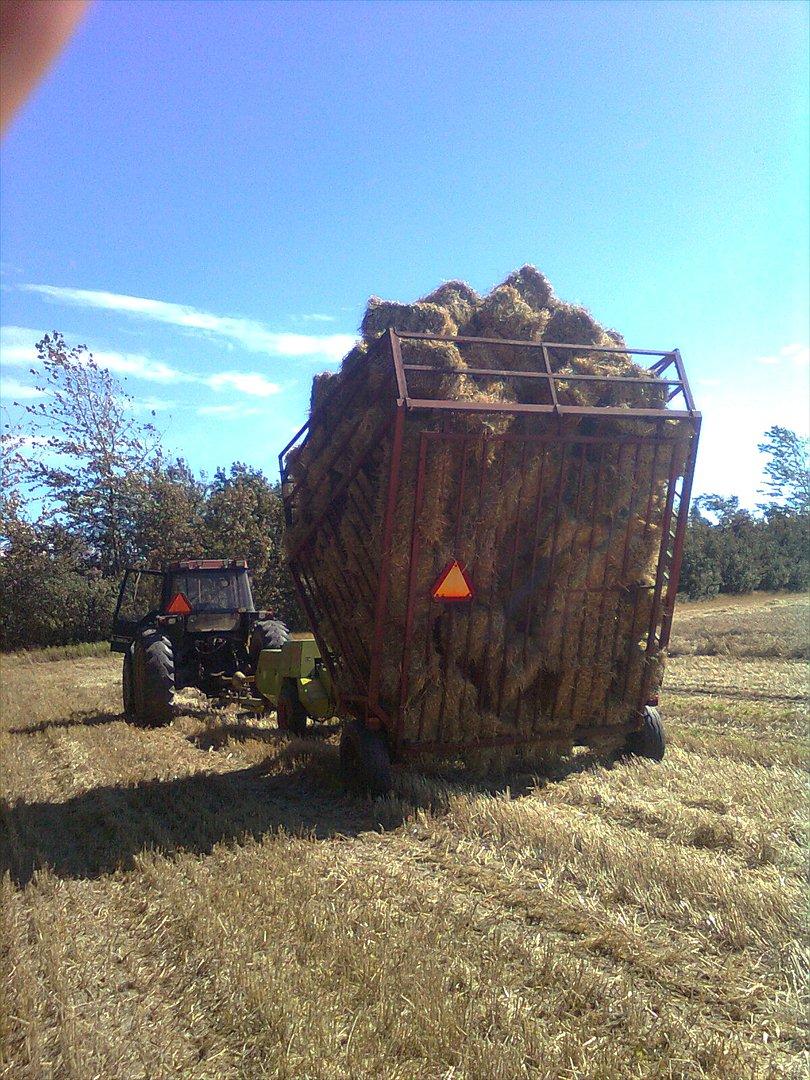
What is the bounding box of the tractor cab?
[111,559,255,651]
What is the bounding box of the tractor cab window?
[111,569,164,649]
[117,570,163,623]
[167,571,252,613]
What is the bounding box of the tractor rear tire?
[340,719,392,798]
[122,646,136,719]
[249,618,289,666]
[132,630,175,727]
[277,678,308,737]
[622,706,666,762]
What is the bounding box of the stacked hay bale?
[285,267,690,766]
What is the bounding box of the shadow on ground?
[0,755,370,887]
[1,713,606,888]
[9,710,125,736]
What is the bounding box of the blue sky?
[1,0,808,505]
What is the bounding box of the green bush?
[0,559,118,652]
[680,501,809,600]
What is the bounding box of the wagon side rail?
[390,331,699,419]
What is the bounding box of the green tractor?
[111,559,331,731]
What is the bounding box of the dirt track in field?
[1,594,807,1079]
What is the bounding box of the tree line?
[679,426,809,599]
[1,334,807,650]
[1,334,300,650]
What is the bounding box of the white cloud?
[0,376,44,400]
[1,325,284,399]
[1,326,190,385]
[300,313,336,323]
[0,325,41,366]
[205,371,281,397]
[22,284,356,362]
[782,343,809,367]
[755,342,810,367]
[92,349,185,383]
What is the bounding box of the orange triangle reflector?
[432,560,474,602]
[166,592,193,615]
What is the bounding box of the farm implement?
[111,329,700,799]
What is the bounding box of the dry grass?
[669,593,809,660]
[1,594,807,1078]
[1,641,110,664]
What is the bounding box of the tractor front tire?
[622,706,666,762]
[277,678,309,737]
[131,630,175,727]
[340,719,392,798]
[249,618,289,666]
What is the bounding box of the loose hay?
[286,267,692,764]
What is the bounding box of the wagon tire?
[340,719,392,798]
[622,706,665,762]
[249,618,289,666]
[277,678,308,737]
[131,630,175,727]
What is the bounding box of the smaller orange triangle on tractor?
[432,560,474,602]
[166,592,193,615]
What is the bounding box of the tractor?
[111,559,299,726]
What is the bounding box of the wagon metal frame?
[280,330,701,757]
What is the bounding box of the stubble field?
[1,593,807,1079]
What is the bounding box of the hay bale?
[419,280,480,329]
[467,284,549,343]
[287,268,687,762]
[504,264,554,311]
[544,301,605,348]
[310,371,335,413]
[361,297,457,342]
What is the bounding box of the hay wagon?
[279,330,701,795]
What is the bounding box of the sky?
[1,0,808,506]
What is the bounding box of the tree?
[680,489,809,599]
[757,426,810,515]
[13,333,162,574]
[692,495,761,594]
[202,464,304,626]
[679,503,723,599]
[0,502,117,650]
[130,458,207,567]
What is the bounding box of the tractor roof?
[166,559,249,571]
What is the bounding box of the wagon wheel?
[621,706,666,762]
[340,719,392,797]
[276,678,308,737]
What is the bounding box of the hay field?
[1,593,807,1079]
